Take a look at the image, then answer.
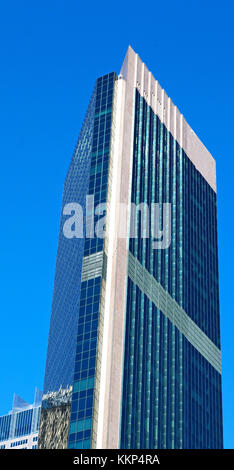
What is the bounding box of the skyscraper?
[0,388,42,449]
[39,46,223,449]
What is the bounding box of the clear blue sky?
[0,0,233,448]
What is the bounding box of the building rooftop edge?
[120,45,216,192]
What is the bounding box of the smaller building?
[0,388,42,449]
[38,386,72,449]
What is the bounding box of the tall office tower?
[39,46,223,449]
[0,388,42,449]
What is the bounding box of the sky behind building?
[0,0,233,448]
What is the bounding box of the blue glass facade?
[68,72,116,449]
[43,73,116,400]
[41,71,116,447]
[0,415,11,442]
[43,85,97,394]
[120,90,223,448]
[182,337,223,448]
[121,283,184,448]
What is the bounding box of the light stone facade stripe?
[128,251,221,374]
[94,54,136,448]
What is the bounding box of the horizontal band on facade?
[128,251,221,374]
[81,251,105,282]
